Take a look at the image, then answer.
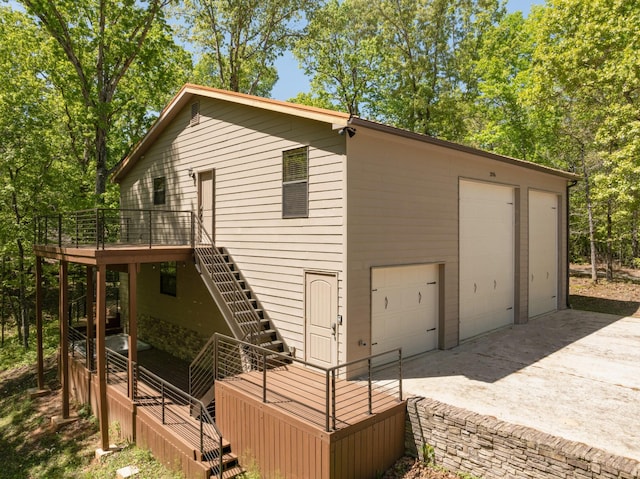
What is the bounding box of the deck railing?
[35,209,194,249]
[214,334,403,432]
[67,330,226,477]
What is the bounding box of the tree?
[0,7,70,347]
[528,0,640,280]
[294,0,504,139]
[179,0,316,96]
[20,0,191,202]
[293,0,383,116]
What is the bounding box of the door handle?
[418,291,422,304]
[331,322,337,337]
[385,297,388,309]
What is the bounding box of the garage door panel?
[372,264,439,359]
[459,180,515,341]
[529,190,558,317]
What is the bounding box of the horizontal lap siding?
[346,128,568,358]
[120,98,346,359]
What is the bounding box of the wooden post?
[96,264,109,450]
[128,263,137,400]
[59,261,69,418]
[86,266,94,370]
[36,257,44,390]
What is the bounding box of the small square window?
[282,147,308,218]
[160,262,177,296]
[153,177,166,205]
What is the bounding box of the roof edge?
[349,117,580,181]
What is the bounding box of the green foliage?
[0,319,58,372]
[421,442,436,465]
[178,0,315,96]
[19,0,191,199]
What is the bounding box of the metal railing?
[35,209,194,249]
[193,215,263,342]
[189,215,267,403]
[67,330,226,477]
[214,334,403,432]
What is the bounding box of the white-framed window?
[282,147,309,218]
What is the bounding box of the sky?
[270,0,545,101]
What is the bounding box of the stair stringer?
[194,253,247,342]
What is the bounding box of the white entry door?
[459,180,515,340]
[198,170,214,243]
[371,264,439,358]
[528,190,558,317]
[305,272,338,368]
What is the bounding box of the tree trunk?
[632,210,639,261]
[17,238,29,349]
[581,146,598,283]
[95,124,108,201]
[606,199,613,281]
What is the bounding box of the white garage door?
[459,180,515,340]
[371,264,438,359]
[528,190,558,317]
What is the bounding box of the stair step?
[217,465,245,479]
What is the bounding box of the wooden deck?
[216,364,406,479]
[34,243,193,266]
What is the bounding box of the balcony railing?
[214,334,403,432]
[35,209,194,249]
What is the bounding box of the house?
[112,83,575,364]
[33,84,577,478]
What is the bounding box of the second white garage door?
[459,180,515,340]
[371,264,439,358]
[528,190,559,317]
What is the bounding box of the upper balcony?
[34,209,199,265]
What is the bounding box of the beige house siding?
[120,98,347,360]
[345,127,568,363]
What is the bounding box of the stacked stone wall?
[406,397,640,479]
[138,314,206,362]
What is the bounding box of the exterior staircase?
[190,235,289,420]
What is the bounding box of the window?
[190,102,200,126]
[153,176,166,205]
[160,262,177,296]
[282,147,309,218]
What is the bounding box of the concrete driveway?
[400,309,640,462]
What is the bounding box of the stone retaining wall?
[406,397,640,479]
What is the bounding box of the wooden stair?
[194,245,288,355]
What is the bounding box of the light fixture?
[338,126,356,138]
[188,168,195,179]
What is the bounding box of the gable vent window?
[282,146,309,218]
[153,176,166,205]
[190,101,200,126]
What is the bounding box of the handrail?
[66,329,226,478]
[35,208,193,249]
[192,214,263,343]
[214,333,403,433]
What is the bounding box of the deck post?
[59,261,70,418]
[368,358,373,415]
[96,264,109,450]
[127,263,137,400]
[86,266,94,371]
[35,257,44,390]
